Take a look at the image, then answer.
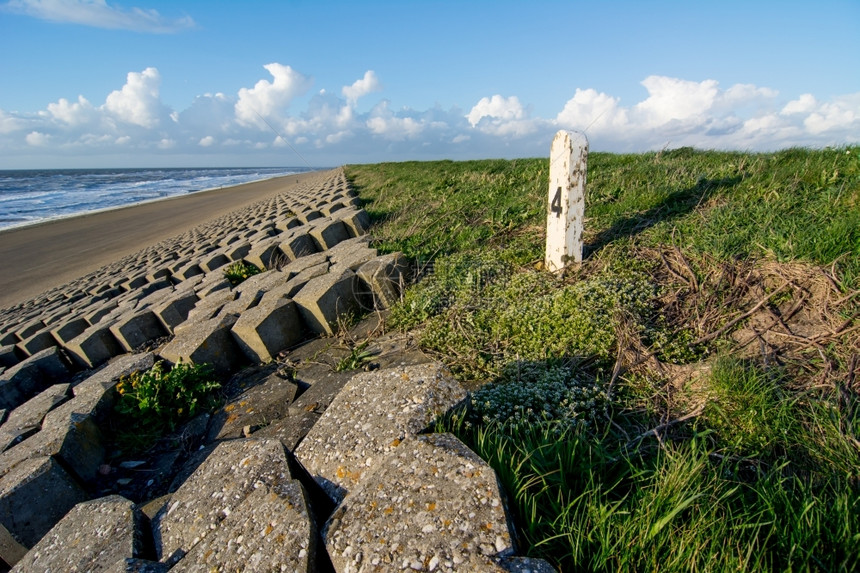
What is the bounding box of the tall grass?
[346,148,860,571]
[449,366,860,572]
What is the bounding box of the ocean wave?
[0,167,309,230]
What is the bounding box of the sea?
[0,167,314,231]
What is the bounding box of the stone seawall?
[0,169,555,572]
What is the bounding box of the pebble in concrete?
[324,433,514,573]
[151,439,302,564]
[295,362,467,504]
[0,456,89,566]
[10,495,146,572]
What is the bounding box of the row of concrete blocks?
[5,362,556,572]
[0,209,380,414]
[0,199,361,357]
[0,168,356,346]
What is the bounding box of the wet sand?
[0,170,331,309]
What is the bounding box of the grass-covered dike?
[345,147,859,572]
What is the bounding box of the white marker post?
[545,130,588,273]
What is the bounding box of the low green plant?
[335,340,375,372]
[114,360,221,451]
[468,362,608,432]
[224,260,262,286]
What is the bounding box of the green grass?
[344,147,860,572]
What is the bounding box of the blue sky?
[0,0,857,168]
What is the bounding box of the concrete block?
[0,347,70,411]
[185,290,236,323]
[230,298,304,363]
[324,434,514,573]
[327,236,378,271]
[244,237,286,270]
[50,317,90,344]
[224,241,252,261]
[297,209,323,223]
[110,310,167,352]
[17,330,58,356]
[356,252,410,310]
[295,362,467,504]
[65,322,124,370]
[0,383,70,452]
[151,439,297,563]
[279,231,319,260]
[159,315,244,378]
[11,495,147,572]
[170,480,315,573]
[71,352,155,424]
[206,373,298,442]
[0,457,88,566]
[308,218,350,251]
[200,251,230,273]
[15,319,44,341]
[334,207,372,237]
[293,269,361,336]
[0,345,22,369]
[151,290,198,333]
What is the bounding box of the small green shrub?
[468,363,607,431]
[224,260,262,286]
[114,361,220,451]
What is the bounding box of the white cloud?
[104,67,164,128]
[3,0,194,32]
[782,94,818,115]
[466,95,541,137]
[467,94,524,126]
[25,131,50,146]
[634,76,720,127]
[235,63,312,126]
[342,71,382,106]
[47,95,96,125]
[556,88,628,132]
[366,100,424,140]
[1,65,858,167]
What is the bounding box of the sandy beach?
[0,169,331,309]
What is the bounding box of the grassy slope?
[344,148,860,572]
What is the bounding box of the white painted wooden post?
[545,130,588,273]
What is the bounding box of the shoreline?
[0,169,332,310]
[0,169,313,234]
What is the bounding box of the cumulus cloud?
[47,95,97,125]
[466,95,542,137]
[0,65,857,167]
[104,67,164,128]
[366,101,425,140]
[342,71,382,106]
[235,64,312,126]
[3,0,195,32]
[555,76,860,151]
